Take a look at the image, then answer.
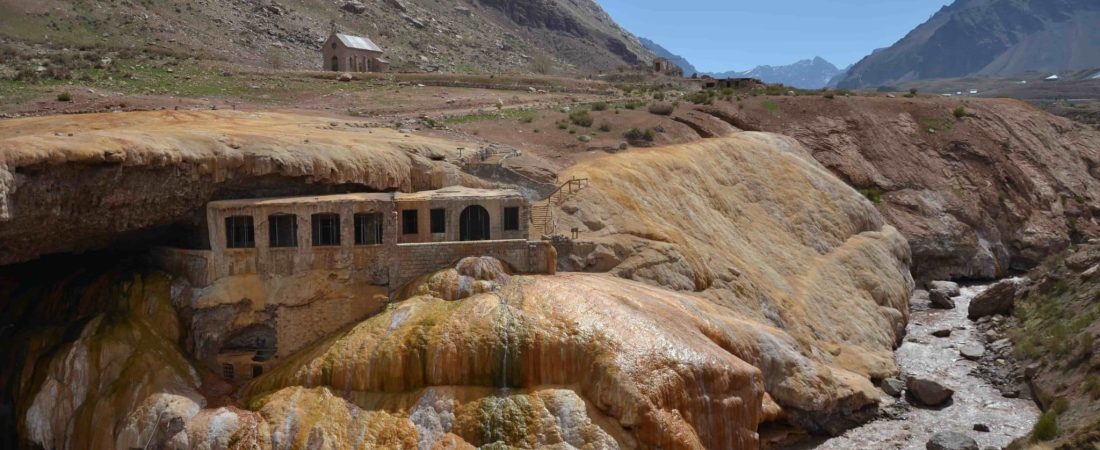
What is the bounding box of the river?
[797,282,1040,449]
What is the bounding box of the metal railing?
[531,177,589,237]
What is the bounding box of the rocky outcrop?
[0,261,204,450]
[967,278,1024,319]
[0,110,476,266]
[718,96,1100,281]
[554,133,914,433]
[1007,243,1100,447]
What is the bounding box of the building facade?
[322,33,390,72]
[157,187,554,290]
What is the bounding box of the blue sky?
[596,0,952,72]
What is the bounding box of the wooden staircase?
[530,177,589,239]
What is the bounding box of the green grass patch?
[918,116,954,133]
[445,108,537,125]
[858,187,883,204]
[1032,410,1059,442]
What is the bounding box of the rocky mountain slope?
[710,57,843,89]
[639,37,698,76]
[977,243,1100,447]
[837,0,1100,89]
[0,113,913,448]
[0,0,655,74]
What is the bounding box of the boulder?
[968,278,1023,320]
[929,289,956,309]
[907,377,954,406]
[960,344,985,361]
[337,72,353,82]
[340,1,366,14]
[932,329,952,338]
[881,377,905,397]
[384,0,408,12]
[926,431,978,450]
[930,280,961,297]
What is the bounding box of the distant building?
[322,33,389,72]
[653,57,684,77]
[1045,74,1060,81]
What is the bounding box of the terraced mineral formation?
[2,119,912,448]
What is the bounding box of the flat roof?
[395,186,523,202]
[208,187,523,210]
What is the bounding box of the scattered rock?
[881,377,905,397]
[960,344,985,360]
[932,329,952,338]
[384,0,408,12]
[968,278,1024,320]
[973,423,990,432]
[907,377,954,406]
[929,289,956,309]
[929,280,961,297]
[341,1,366,14]
[926,431,978,450]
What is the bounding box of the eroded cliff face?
[2,121,913,448]
[0,110,477,266]
[713,97,1100,281]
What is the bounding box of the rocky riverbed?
[796,283,1039,449]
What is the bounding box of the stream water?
[802,283,1040,449]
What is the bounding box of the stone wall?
[392,239,556,286]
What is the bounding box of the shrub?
[685,90,715,105]
[568,110,593,127]
[519,114,535,124]
[598,123,611,132]
[531,54,553,75]
[56,92,72,102]
[648,102,675,116]
[623,128,656,143]
[859,187,883,204]
[591,101,608,111]
[652,91,665,101]
[823,93,835,99]
[1051,397,1069,415]
[1085,375,1100,400]
[953,106,968,119]
[1031,410,1058,442]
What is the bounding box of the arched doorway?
[331,56,339,71]
[459,205,491,241]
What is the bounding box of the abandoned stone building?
[322,32,390,72]
[156,187,557,383]
[653,57,684,77]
